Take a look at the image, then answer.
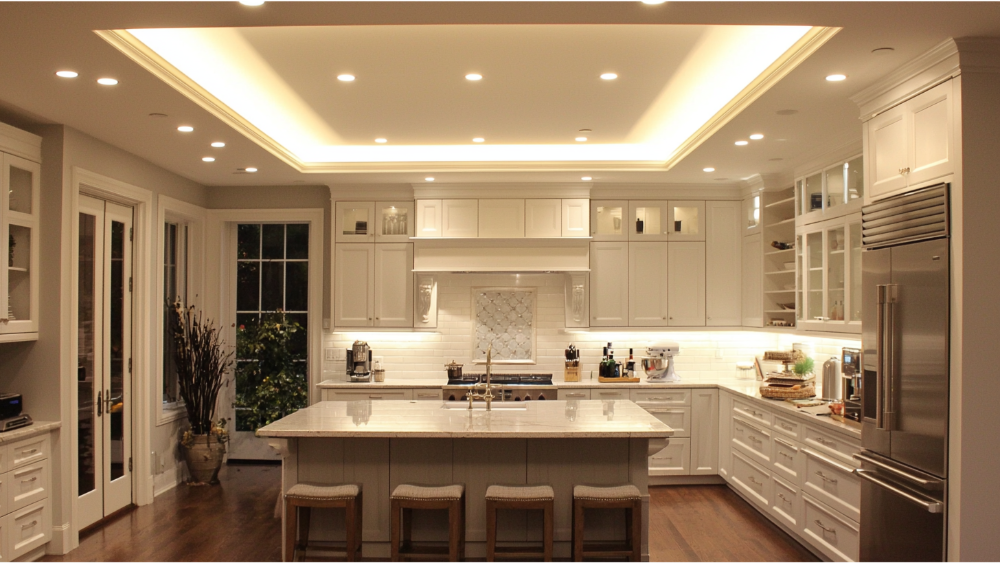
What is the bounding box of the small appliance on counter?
[0,393,31,432]
[822,356,842,400]
[346,341,373,382]
[841,346,861,422]
[641,342,680,382]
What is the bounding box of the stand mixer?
[641,342,681,382]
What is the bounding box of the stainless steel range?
[442,373,556,401]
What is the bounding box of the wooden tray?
[599,377,640,383]
[760,384,816,400]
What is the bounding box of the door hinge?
[129,277,133,293]
[129,227,133,242]
[129,457,132,472]
[128,358,132,374]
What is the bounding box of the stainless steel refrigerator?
[859,184,949,562]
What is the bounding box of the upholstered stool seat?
[486,485,554,562]
[572,484,642,562]
[284,483,363,562]
[391,484,466,562]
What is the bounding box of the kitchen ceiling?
[0,2,999,187]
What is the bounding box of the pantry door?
[78,195,134,529]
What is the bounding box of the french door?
[77,195,134,529]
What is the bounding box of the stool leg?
[486,500,497,563]
[543,502,554,562]
[345,499,357,562]
[284,500,297,563]
[298,506,311,556]
[573,500,585,562]
[355,491,364,560]
[630,499,642,562]
[448,500,461,562]
[391,499,401,562]
[461,494,467,561]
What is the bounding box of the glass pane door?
[807,231,824,321]
[850,222,863,322]
[375,201,413,242]
[669,202,704,241]
[827,226,846,322]
[78,211,98,501]
[796,234,804,324]
[592,201,625,240]
[803,172,823,214]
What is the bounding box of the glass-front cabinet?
[796,155,864,224]
[797,214,862,333]
[590,200,627,241]
[374,201,414,242]
[628,201,705,241]
[0,153,40,337]
[336,201,414,243]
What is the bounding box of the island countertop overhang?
[256,399,673,439]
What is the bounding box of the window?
[163,222,188,405]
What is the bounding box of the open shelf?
[765,309,796,314]
[766,217,796,227]
[766,270,796,276]
[765,196,796,208]
[765,248,794,255]
[765,289,796,294]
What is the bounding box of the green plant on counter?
[793,356,815,376]
[235,311,307,432]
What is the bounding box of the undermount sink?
[441,402,527,411]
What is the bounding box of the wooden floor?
[45,465,816,562]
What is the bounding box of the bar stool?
[486,485,554,562]
[572,484,642,562]
[284,483,363,562]
[391,484,466,562]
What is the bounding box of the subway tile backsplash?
[322,273,860,385]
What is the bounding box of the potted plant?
[170,300,233,485]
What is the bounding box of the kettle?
[822,357,842,400]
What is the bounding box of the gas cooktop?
[446,374,553,386]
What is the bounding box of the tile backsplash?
[323,273,860,386]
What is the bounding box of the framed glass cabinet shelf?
[795,155,864,226]
[0,148,41,340]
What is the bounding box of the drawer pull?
[645,408,686,414]
[774,437,798,450]
[564,393,587,398]
[778,493,792,504]
[21,448,38,455]
[735,427,744,433]
[368,395,384,399]
[815,437,836,447]
[737,419,770,436]
[816,471,838,484]
[644,397,675,401]
[804,448,856,473]
[748,476,763,487]
[417,394,438,398]
[21,520,37,529]
[779,452,794,461]
[21,476,38,483]
[598,392,622,396]
[814,519,837,535]
[13,468,39,478]
[748,436,762,445]
[779,422,794,431]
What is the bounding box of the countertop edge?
[0,420,61,443]
[256,431,673,439]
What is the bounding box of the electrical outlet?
[324,348,336,361]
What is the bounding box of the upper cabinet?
[795,155,864,225]
[374,201,414,242]
[591,200,627,241]
[441,199,479,237]
[796,215,862,334]
[0,125,41,341]
[561,199,590,237]
[525,199,561,237]
[629,201,705,241]
[865,79,955,201]
[705,201,742,327]
[414,198,589,239]
[335,201,376,243]
[479,199,524,238]
[742,192,762,236]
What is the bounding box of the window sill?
[157,404,188,426]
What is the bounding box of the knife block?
[564,362,581,382]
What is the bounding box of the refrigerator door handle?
[885,284,898,430]
[876,284,886,429]
[853,452,944,490]
[855,469,944,513]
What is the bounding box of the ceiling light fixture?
[177,125,194,132]
[425,177,435,182]
[148,113,168,118]
[581,176,593,181]
[375,138,387,144]
[600,73,618,80]
[826,74,847,82]
[337,74,355,82]
[749,133,764,140]
[239,0,265,5]
[703,167,715,172]
[211,141,226,148]
[472,138,485,143]
[97,78,119,86]
[641,0,668,4]
[56,70,78,78]
[735,140,748,146]
[465,73,482,81]
[245,167,258,173]
[575,137,588,142]
[202,157,215,162]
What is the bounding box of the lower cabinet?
[321,389,414,401]
[649,438,690,476]
[0,432,53,560]
[803,493,861,562]
[634,387,717,477]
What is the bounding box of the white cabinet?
[373,243,413,327]
[590,242,629,327]
[668,242,705,326]
[441,199,479,237]
[741,234,763,327]
[0,153,40,338]
[690,389,719,475]
[335,201,376,243]
[649,439,691,476]
[415,200,443,237]
[322,389,414,401]
[627,242,668,327]
[478,199,524,238]
[524,199,561,238]
[374,201,414,242]
[718,391,734,480]
[590,200,627,241]
[629,201,705,241]
[795,156,864,224]
[866,79,955,201]
[0,432,53,559]
[797,215,862,334]
[706,201,742,326]
[561,199,590,237]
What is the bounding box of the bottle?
[625,348,635,378]
[636,217,644,234]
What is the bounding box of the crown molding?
[954,37,1000,74]
[591,183,741,200]
[329,184,414,201]
[413,183,592,200]
[851,38,960,121]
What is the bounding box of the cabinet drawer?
[732,415,771,465]
[803,493,860,562]
[593,389,629,401]
[558,389,591,400]
[630,388,690,405]
[637,405,690,438]
[327,389,414,401]
[0,510,7,562]
[412,390,443,401]
[8,460,47,513]
[649,438,690,476]
[8,498,51,560]
[733,399,771,426]
[803,448,860,522]
[772,436,805,485]
[7,435,49,470]
[771,475,803,532]
[803,426,860,468]
[772,414,801,440]
[731,450,771,508]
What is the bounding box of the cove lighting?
[465,73,482,81]
[337,74,355,82]
[749,133,764,140]
[826,74,846,82]
[177,126,194,132]
[56,70,78,78]
[600,72,618,80]
[581,176,593,181]
[425,177,435,182]
[211,141,226,148]
[97,77,119,86]
[202,157,215,162]
[375,138,387,143]
[472,138,485,143]
[575,137,588,142]
[735,140,748,146]
[703,167,715,172]
[239,0,265,5]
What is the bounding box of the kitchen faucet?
[467,344,498,410]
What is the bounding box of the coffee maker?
[841,347,861,422]
[346,341,372,382]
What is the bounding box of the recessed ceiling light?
[703,167,715,172]
[211,142,226,148]
[749,133,764,140]
[239,0,265,5]
[425,177,435,182]
[826,74,847,82]
[465,73,482,81]
[148,112,168,118]
[202,157,215,162]
[578,128,592,133]
[245,167,258,173]
[581,176,593,181]
[177,126,194,132]
[776,109,799,116]
[600,73,618,80]
[375,138,387,144]
[56,70,78,78]
[473,138,485,143]
[575,137,588,142]
[337,74,355,82]
[735,140,748,146]
[871,47,895,55]
[641,0,667,4]
[97,78,118,86]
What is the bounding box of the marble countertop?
[256,400,673,439]
[717,381,862,439]
[0,420,60,443]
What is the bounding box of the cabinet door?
[907,80,954,188]
[867,105,909,199]
[415,200,442,237]
[590,200,627,241]
[335,201,376,243]
[442,200,478,237]
[334,244,374,327]
[706,201,741,326]
[667,201,706,242]
[1,154,39,335]
[743,193,762,235]
[374,243,413,327]
[590,242,629,326]
[718,391,734,480]
[690,389,720,475]
[628,242,669,326]
[524,199,561,237]
[478,199,524,238]
[741,234,763,327]
[561,199,590,237]
[374,201,414,242]
[628,201,671,241]
[668,242,705,326]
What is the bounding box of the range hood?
[411,238,590,273]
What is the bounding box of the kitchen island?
[257,400,672,561]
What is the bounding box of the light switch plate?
[324,348,336,361]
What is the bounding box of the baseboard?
[153,466,182,497]
[649,475,726,486]
[16,545,47,562]
[45,522,72,555]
